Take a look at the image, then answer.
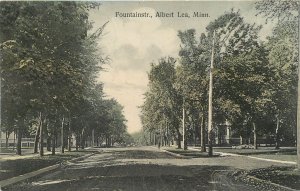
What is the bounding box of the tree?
[175,10,264,153]
[255,0,300,169]
[205,10,267,150]
[218,46,273,149]
[266,21,298,149]
[177,29,210,152]
[141,58,182,149]
[0,2,109,155]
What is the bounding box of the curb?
[70,152,96,162]
[0,164,60,188]
[214,151,296,165]
[0,152,97,188]
[189,147,296,165]
[246,156,296,165]
[247,175,298,191]
[161,149,192,159]
[149,146,190,158]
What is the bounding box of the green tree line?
[0,2,128,155]
[140,9,297,150]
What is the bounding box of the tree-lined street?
[1,1,300,190]
[0,2,130,157]
[139,1,299,168]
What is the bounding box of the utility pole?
[297,6,300,169]
[183,97,187,150]
[208,30,216,157]
[39,112,44,156]
[61,116,65,153]
[159,126,162,149]
[92,129,95,148]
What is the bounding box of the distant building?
[0,131,35,148]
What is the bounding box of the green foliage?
[255,0,299,22]
[0,2,128,153]
[140,8,297,146]
[141,57,181,146]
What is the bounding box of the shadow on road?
[3,148,270,191]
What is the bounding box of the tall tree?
[256,0,300,169]
[141,58,182,149]
[0,2,108,155]
[177,29,210,152]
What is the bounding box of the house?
[0,131,35,148]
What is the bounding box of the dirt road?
[4,146,293,191]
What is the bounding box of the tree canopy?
[0,1,129,155]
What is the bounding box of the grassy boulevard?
[0,150,95,181]
[165,146,299,190]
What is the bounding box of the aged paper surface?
[0,0,299,190]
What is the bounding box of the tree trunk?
[158,126,162,149]
[52,129,56,155]
[240,135,243,145]
[109,135,112,147]
[5,131,9,148]
[253,122,257,149]
[68,117,72,152]
[81,129,85,149]
[158,136,161,149]
[39,113,44,157]
[275,114,280,149]
[33,120,40,153]
[68,128,71,152]
[217,127,222,146]
[108,135,111,147]
[80,136,83,149]
[200,115,206,152]
[61,116,65,153]
[194,123,197,147]
[75,134,79,151]
[13,131,15,150]
[44,122,51,152]
[47,136,51,151]
[176,129,182,149]
[68,135,71,152]
[91,129,95,148]
[16,128,22,155]
[167,125,170,147]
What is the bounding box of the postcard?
[0,1,299,191]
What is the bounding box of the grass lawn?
[213,147,296,162]
[0,147,33,154]
[0,150,94,181]
[213,147,296,155]
[249,153,297,162]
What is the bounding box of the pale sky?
[89,1,275,134]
